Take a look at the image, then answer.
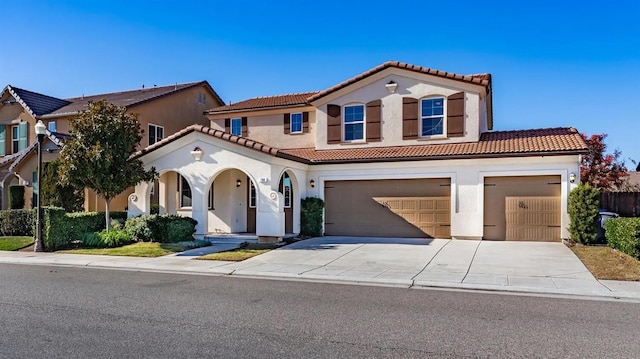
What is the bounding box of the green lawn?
[58,241,209,257]
[0,236,34,251]
[198,243,276,261]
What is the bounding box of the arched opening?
[155,170,193,217]
[206,168,257,234]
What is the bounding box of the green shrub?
[150,204,160,215]
[606,217,640,259]
[568,184,600,244]
[82,229,133,248]
[8,185,25,209]
[41,207,69,250]
[300,197,325,237]
[124,214,197,243]
[61,211,129,241]
[0,209,34,236]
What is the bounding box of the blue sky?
[3,1,639,165]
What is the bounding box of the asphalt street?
[1,263,639,358]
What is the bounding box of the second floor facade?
[205,61,492,151]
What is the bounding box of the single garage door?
[484,175,561,241]
[324,178,451,238]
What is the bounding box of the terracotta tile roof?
[42,81,223,118]
[278,128,587,164]
[132,124,279,159]
[205,91,319,114]
[307,61,492,103]
[134,125,587,165]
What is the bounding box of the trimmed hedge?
[61,211,129,242]
[568,184,600,244]
[42,207,70,250]
[8,185,25,209]
[605,217,640,259]
[0,209,34,236]
[125,214,197,243]
[300,197,325,237]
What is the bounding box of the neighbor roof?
[43,81,223,118]
[134,126,587,164]
[1,85,70,118]
[205,92,319,115]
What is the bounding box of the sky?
[2,0,639,165]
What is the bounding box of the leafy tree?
[58,100,157,230]
[41,159,84,212]
[580,133,627,191]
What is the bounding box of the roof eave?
[205,103,311,116]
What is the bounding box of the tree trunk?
[105,198,111,232]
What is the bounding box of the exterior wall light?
[309,179,315,188]
[569,173,576,183]
[385,80,398,94]
[190,147,203,161]
[236,179,242,187]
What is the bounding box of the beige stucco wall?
[85,188,131,212]
[208,109,316,149]
[0,103,37,156]
[312,69,488,150]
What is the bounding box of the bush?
[61,211,130,242]
[606,217,640,259]
[8,185,25,209]
[300,197,324,237]
[82,228,133,248]
[568,184,600,244]
[0,209,34,236]
[125,214,197,243]
[42,207,69,250]
[150,204,160,215]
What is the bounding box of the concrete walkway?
[1,237,639,301]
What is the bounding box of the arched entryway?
[154,170,193,218]
[207,168,257,234]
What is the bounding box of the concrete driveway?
[227,236,609,296]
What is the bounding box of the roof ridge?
[7,85,68,103]
[249,91,319,100]
[64,81,204,100]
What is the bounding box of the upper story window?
[344,104,364,141]
[231,118,242,136]
[149,124,164,145]
[290,113,303,134]
[11,125,19,153]
[48,121,56,132]
[420,97,445,137]
[197,92,206,105]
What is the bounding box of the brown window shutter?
[302,112,309,133]
[284,113,290,134]
[241,117,248,137]
[447,92,465,137]
[224,118,230,133]
[366,100,381,142]
[326,104,341,144]
[402,97,419,139]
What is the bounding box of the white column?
[186,173,208,238]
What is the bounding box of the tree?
[580,133,627,191]
[58,100,157,230]
[41,159,84,212]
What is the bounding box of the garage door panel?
[325,179,451,238]
[484,176,561,241]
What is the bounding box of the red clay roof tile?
[206,92,319,114]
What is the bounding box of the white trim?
[178,173,193,209]
[149,123,165,146]
[419,96,446,138]
[342,103,366,142]
[290,112,303,134]
[248,181,257,208]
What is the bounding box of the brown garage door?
[484,176,561,241]
[324,178,451,238]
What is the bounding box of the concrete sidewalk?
[1,237,639,301]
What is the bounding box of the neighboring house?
[126,61,588,242]
[0,82,224,211]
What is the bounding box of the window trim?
[342,103,366,142]
[419,96,447,138]
[11,125,19,154]
[149,123,165,146]
[178,174,192,208]
[48,121,56,132]
[230,118,242,136]
[290,112,303,134]
[248,181,256,208]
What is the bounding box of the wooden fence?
[600,192,640,217]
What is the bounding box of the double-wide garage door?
[484,175,561,241]
[324,178,451,238]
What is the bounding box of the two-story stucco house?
[0,82,224,211]
[128,61,588,242]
